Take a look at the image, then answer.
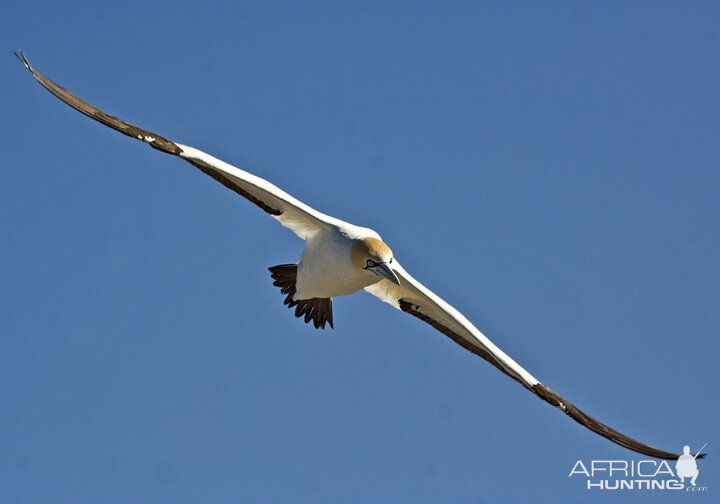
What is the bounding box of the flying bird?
[16,52,696,461]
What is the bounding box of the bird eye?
[366,259,376,268]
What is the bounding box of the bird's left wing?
[366,261,687,460]
[15,52,335,240]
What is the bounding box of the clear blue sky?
[1,2,718,503]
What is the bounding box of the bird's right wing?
[16,52,336,240]
[366,261,691,460]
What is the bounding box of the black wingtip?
[532,382,684,460]
[14,50,30,70]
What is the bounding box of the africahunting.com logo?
[569,444,708,492]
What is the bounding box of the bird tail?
[268,264,334,330]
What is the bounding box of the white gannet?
[16,52,698,460]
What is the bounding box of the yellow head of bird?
[351,237,400,285]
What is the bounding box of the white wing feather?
[177,144,338,239]
[365,261,540,387]
[15,52,339,241]
[366,261,685,460]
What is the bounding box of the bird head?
[351,237,400,285]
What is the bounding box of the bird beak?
[372,262,400,285]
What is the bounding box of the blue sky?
[1,2,718,503]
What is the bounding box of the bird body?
[297,229,383,299]
[17,51,699,461]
